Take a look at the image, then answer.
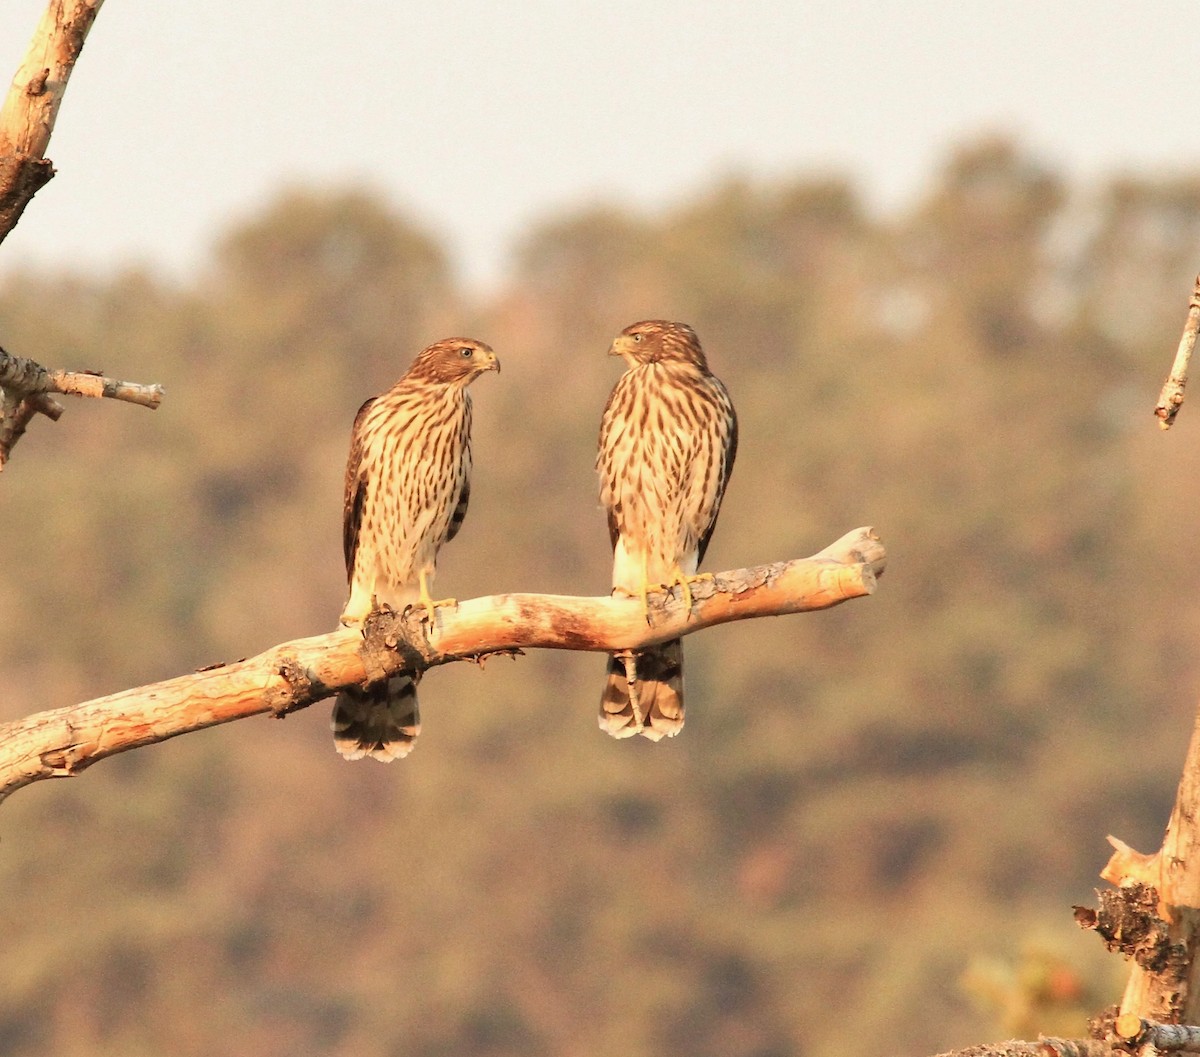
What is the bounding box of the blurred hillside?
[3,137,1200,1057]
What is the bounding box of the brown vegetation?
[4,112,1200,1057]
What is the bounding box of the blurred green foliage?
[2,137,1199,1056]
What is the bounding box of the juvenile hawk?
[596,320,737,740]
[333,337,500,761]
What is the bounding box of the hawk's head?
[408,338,501,386]
[608,320,708,371]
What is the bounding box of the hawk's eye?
[459,347,473,358]
[632,333,643,343]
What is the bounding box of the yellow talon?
[628,560,714,624]
[668,568,714,615]
[417,570,456,625]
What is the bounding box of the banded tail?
[599,639,684,741]
[331,675,421,761]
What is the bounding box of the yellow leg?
[667,567,714,615]
[417,569,457,625]
[639,552,652,623]
[625,557,713,623]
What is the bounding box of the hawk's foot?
[615,568,713,624]
[418,595,458,625]
[416,570,456,626]
[341,592,385,629]
[665,568,714,616]
[611,584,654,626]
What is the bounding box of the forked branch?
[1074,694,1200,1034]
[0,345,164,469]
[0,527,885,804]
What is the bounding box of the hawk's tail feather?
[599,640,684,741]
[331,675,421,762]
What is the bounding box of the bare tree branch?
[929,1040,1113,1057]
[0,345,164,469]
[1112,1016,1200,1053]
[0,392,53,463]
[0,527,885,804]
[1154,275,1200,430]
[0,0,105,244]
[0,346,165,409]
[0,0,104,242]
[1075,696,1200,1024]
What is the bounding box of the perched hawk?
[596,320,738,740]
[333,337,500,761]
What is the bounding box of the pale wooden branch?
[1113,1016,1200,1053]
[0,0,104,244]
[0,346,165,409]
[1076,697,1200,1024]
[1154,275,1200,431]
[0,345,164,469]
[0,527,885,804]
[929,1040,1112,1057]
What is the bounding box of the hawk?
[596,320,738,740]
[332,337,500,761]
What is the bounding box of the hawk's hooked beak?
[608,335,639,366]
[483,351,501,374]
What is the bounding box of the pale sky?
[0,2,1195,291]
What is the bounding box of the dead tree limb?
[1075,696,1200,1025]
[929,1040,1113,1057]
[1154,275,1200,430]
[0,345,164,469]
[1112,1016,1200,1053]
[0,526,885,804]
[0,0,105,244]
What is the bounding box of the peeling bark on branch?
[928,1025,1200,1057]
[929,1040,1113,1057]
[1076,699,1200,1024]
[1073,884,1180,980]
[0,528,884,804]
[0,345,164,469]
[0,3,117,467]
[1112,1016,1200,1052]
[0,0,104,243]
[0,346,165,409]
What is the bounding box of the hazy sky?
[0,2,1195,290]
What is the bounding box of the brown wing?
[444,396,472,545]
[607,508,620,552]
[446,477,470,543]
[342,396,375,577]
[599,381,624,552]
[696,380,738,566]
